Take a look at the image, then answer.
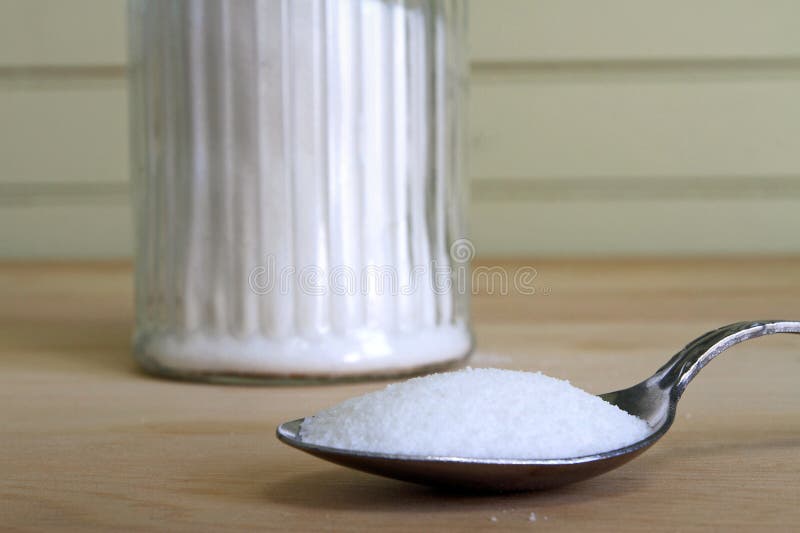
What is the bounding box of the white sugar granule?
[299,367,650,459]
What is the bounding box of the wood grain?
[2,259,799,531]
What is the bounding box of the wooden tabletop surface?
[2,258,799,532]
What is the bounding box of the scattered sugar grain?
[299,367,651,459]
[529,512,536,522]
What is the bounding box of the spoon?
[277,320,800,491]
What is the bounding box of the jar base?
[133,326,474,384]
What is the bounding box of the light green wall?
[2,0,800,257]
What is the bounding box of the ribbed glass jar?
[128,0,471,382]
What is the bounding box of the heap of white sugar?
[299,367,651,459]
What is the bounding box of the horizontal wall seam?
[473,175,800,201]
[4,175,800,207]
[3,57,800,86]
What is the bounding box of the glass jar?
[128,0,471,382]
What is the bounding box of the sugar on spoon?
[277,320,800,491]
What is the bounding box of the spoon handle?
[657,320,800,399]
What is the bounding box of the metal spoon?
[276,320,800,491]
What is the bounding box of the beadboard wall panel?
[2,0,800,257]
[470,0,800,61]
[4,78,798,188]
[471,79,800,180]
[0,0,126,66]
[4,0,799,65]
[7,196,800,258]
[0,204,132,258]
[0,82,128,184]
[471,199,800,256]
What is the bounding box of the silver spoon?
[277,320,800,491]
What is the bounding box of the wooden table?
[3,259,799,531]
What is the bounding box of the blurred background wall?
[1,0,799,258]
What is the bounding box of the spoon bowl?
[277,320,800,491]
